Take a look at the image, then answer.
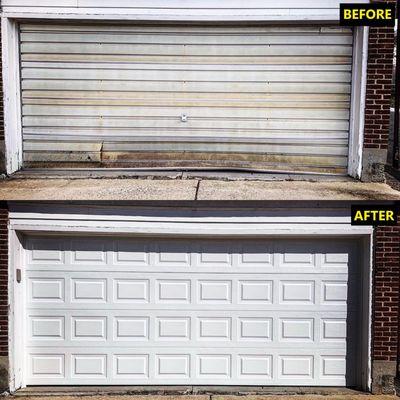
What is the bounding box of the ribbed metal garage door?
[20,24,353,173]
[25,236,361,386]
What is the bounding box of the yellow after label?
[351,206,398,226]
[353,210,395,222]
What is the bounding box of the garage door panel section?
[20,24,353,173]
[26,272,350,312]
[27,309,349,348]
[24,236,352,273]
[27,348,348,385]
[24,236,358,385]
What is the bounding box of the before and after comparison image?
[0,1,400,400]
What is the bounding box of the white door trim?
[1,0,370,22]
[2,17,23,175]
[7,206,373,391]
[348,26,369,178]
[8,229,25,391]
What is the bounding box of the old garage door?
[20,24,352,173]
[24,235,361,386]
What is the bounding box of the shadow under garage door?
[20,23,353,174]
[22,235,366,386]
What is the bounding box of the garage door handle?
[16,269,21,283]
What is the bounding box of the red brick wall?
[363,0,396,150]
[0,204,7,358]
[372,219,400,362]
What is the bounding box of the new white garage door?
[24,236,361,386]
[20,23,352,173]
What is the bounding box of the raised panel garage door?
[24,236,361,386]
[20,24,352,173]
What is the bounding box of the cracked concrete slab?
[0,178,399,200]
[197,180,400,201]
[0,179,199,200]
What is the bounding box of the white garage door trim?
[3,17,368,176]
[7,206,373,391]
[0,0,371,22]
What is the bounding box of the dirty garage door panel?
[25,236,361,385]
[20,24,353,173]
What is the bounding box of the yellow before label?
[343,8,392,20]
[340,4,395,27]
